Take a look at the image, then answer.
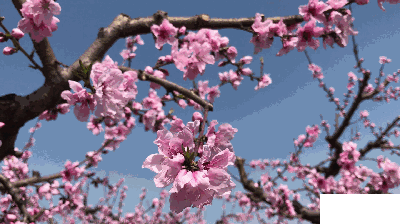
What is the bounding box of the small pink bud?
[134,35,144,45]
[3,47,15,55]
[239,56,253,64]
[192,112,203,122]
[11,28,24,39]
[179,26,186,34]
[6,214,17,221]
[165,55,173,62]
[241,68,252,76]
[145,66,153,74]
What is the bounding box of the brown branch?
[359,115,400,157]
[235,157,320,224]
[0,174,33,223]
[119,66,214,111]
[0,17,42,70]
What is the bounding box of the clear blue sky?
[1,0,400,223]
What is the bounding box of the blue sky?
[1,0,400,223]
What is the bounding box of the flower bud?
[192,112,203,122]
[11,28,24,39]
[240,68,252,76]
[3,47,16,55]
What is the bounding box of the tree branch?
[119,66,214,111]
[234,157,320,223]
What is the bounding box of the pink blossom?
[179,26,186,35]
[125,36,134,48]
[268,19,288,37]
[360,110,369,118]
[299,0,331,23]
[381,158,400,189]
[379,56,392,64]
[250,13,275,54]
[238,195,251,207]
[251,13,273,37]
[308,63,321,73]
[338,141,360,169]
[38,180,60,200]
[86,116,103,135]
[192,112,203,122]
[143,89,163,110]
[144,121,236,213]
[39,103,70,121]
[86,151,102,167]
[185,42,215,80]
[134,35,144,45]
[207,85,220,103]
[90,56,137,120]
[197,80,209,99]
[277,36,299,56]
[348,71,358,81]
[227,70,243,90]
[61,80,96,122]
[309,173,334,193]
[240,68,252,76]
[64,181,84,208]
[188,29,229,53]
[308,63,324,79]
[2,155,29,182]
[17,0,61,42]
[329,12,358,48]
[61,161,85,182]
[296,19,324,52]
[168,148,236,213]
[151,19,178,49]
[178,99,187,109]
[173,42,209,80]
[5,214,17,221]
[249,160,259,168]
[239,56,252,64]
[306,125,320,136]
[143,109,158,131]
[120,49,136,60]
[363,83,374,93]
[255,74,272,90]
[150,70,167,89]
[322,28,335,49]
[206,121,238,155]
[395,129,400,138]
[326,0,348,10]
[218,71,229,82]
[226,46,237,61]
[20,0,61,26]
[294,134,306,146]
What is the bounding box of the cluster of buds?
[1,28,24,55]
